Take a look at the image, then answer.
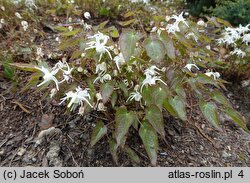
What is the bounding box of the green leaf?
[119,29,142,61]
[139,120,158,166]
[3,63,15,79]
[211,91,232,108]
[199,100,219,128]
[144,38,166,63]
[109,139,119,165]
[225,108,248,131]
[163,100,177,117]
[123,11,134,18]
[108,26,119,38]
[169,96,187,121]
[145,105,165,139]
[124,147,140,164]
[118,19,136,27]
[90,121,107,147]
[9,63,37,72]
[159,32,176,60]
[61,29,80,36]
[196,74,219,87]
[115,107,136,146]
[141,86,154,105]
[151,86,167,110]
[101,82,114,104]
[111,92,118,108]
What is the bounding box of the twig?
[11,101,31,114]
[9,149,18,167]
[66,145,79,167]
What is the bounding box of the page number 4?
[238,170,244,178]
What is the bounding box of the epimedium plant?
[10,9,249,166]
[2,0,248,165]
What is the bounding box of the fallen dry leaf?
[39,114,55,130]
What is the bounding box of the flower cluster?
[217,24,250,58]
[141,65,167,92]
[85,32,113,61]
[166,12,189,34]
[36,60,74,91]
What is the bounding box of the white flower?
[94,73,112,83]
[0,18,4,24]
[85,32,112,62]
[60,87,93,111]
[230,48,246,58]
[205,45,211,50]
[54,61,74,83]
[96,92,103,102]
[35,66,60,90]
[144,65,161,77]
[97,102,106,111]
[166,22,180,34]
[78,106,85,115]
[84,23,92,31]
[1,6,5,11]
[130,0,149,3]
[126,85,142,102]
[167,12,189,27]
[186,32,198,42]
[68,26,73,31]
[101,74,112,82]
[184,63,199,72]
[15,12,22,19]
[114,52,125,71]
[21,21,28,31]
[84,12,91,19]
[141,65,167,92]
[50,88,57,98]
[205,71,220,80]
[95,62,107,75]
[25,0,37,9]
[151,26,165,35]
[197,20,206,27]
[68,17,72,23]
[242,33,250,45]
[81,52,86,58]
[36,47,44,57]
[77,67,83,72]
[236,24,250,35]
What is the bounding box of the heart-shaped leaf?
[159,32,176,60]
[101,82,114,104]
[115,107,136,146]
[144,38,166,63]
[151,86,167,110]
[119,29,142,61]
[145,105,165,139]
[139,120,158,166]
[169,96,187,121]
[199,100,219,128]
[90,121,107,147]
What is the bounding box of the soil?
[0,77,249,167]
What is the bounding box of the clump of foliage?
[186,0,216,17]
[213,0,250,26]
[1,0,249,166]
[187,0,250,26]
